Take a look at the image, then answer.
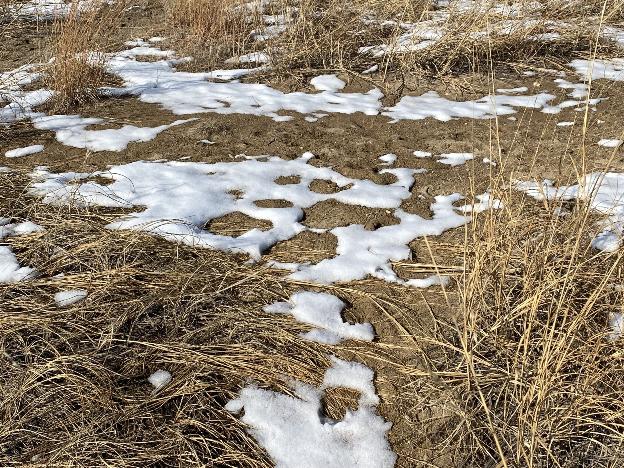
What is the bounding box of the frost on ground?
[517,173,624,251]
[264,291,374,345]
[226,357,395,468]
[29,153,482,286]
[0,218,41,283]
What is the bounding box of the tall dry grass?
[45,0,125,111]
[164,0,262,68]
[458,194,623,465]
[162,0,623,77]
[405,151,624,465]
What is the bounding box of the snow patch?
[148,369,172,390]
[517,173,624,251]
[570,58,624,82]
[29,153,480,286]
[264,291,374,344]
[378,154,397,165]
[609,312,623,340]
[0,218,41,283]
[383,91,556,122]
[598,139,622,148]
[226,357,395,468]
[32,115,192,152]
[310,75,346,92]
[54,289,88,307]
[5,144,44,158]
[437,152,474,166]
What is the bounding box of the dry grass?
[163,0,624,77]
[410,182,624,466]
[3,1,624,466]
[44,1,125,111]
[266,0,429,72]
[403,0,621,75]
[0,172,338,466]
[164,0,262,68]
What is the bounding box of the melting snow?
[410,150,474,166]
[310,75,346,92]
[5,0,101,20]
[383,91,556,122]
[5,144,44,158]
[148,369,172,390]
[598,139,622,148]
[497,86,529,94]
[226,356,395,468]
[570,58,624,82]
[287,195,470,285]
[29,153,414,260]
[54,289,88,307]
[609,312,624,340]
[29,152,480,286]
[0,219,41,283]
[32,115,193,152]
[378,154,397,165]
[0,247,35,284]
[264,291,374,344]
[437,152,474,166]
[2,40,603,134]
[225,52,271,65]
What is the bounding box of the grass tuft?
[44,1,124,111]
[417,183,624,466]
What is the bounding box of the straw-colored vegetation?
[412,186,624,466]
[0,172,334,466]
[44,1,125,110]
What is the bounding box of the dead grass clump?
[418,189,624,466]
[266,0,431,75]
[165,0,249,39]
[165,0,260,68]
[0,173,331,466]
[546,0,624,21]
[382,2,618,76]
[45,1,124,111]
